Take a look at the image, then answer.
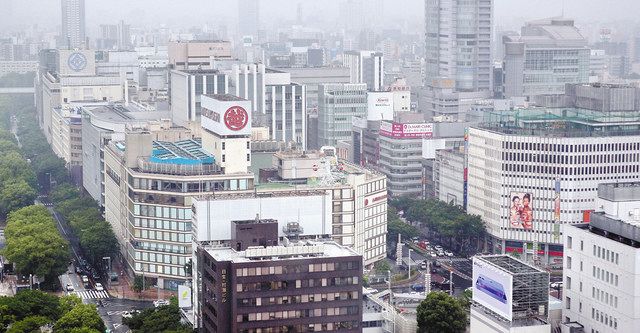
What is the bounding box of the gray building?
[503,18,590,98]
[263,83,306,148]
[433,148,465,206]
[343,51,384,92]
[424,0,492,92]
[61,0,86,49]
[318,83,367,147]
[284,66,351,111]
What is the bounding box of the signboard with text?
[379,121,433,139]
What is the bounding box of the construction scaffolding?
[479,255,550,323]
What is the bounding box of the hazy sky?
[4,0,640,33]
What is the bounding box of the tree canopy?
[123,299,192,333]
[416,291,468,333]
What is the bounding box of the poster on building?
[509,192,533,229]
[472,258,513,321]
[178,285,192,308]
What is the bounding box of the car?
[94,283,104,291]
[65,283,74,292]
[434,245,443,251]
[420,261,427,270]
[153,299,170,307]
[122,310,140,319]
[444,250,454,257]
[81,275,89,283]
[429,252,437,258]
[437,251,445,257]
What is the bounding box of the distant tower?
[296,2,303,25]
[61,0,86,49]
[238,0,260,38]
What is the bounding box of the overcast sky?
[4,0,640,34]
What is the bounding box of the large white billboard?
[367,92,394,121]
[178,285,192,308]
[472,257,513,320]
[193,192,332,242]
[200,96,252,136]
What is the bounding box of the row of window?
[504,163,639,176]
[236,321,360,333]
[130,177,250,192]
[133,229,192,243]
[236,306,359,323]
[133,241,188,254]
[133,204,192,220]
[133,262,186,277]
[132,217,192,231]
[234,261,359,277]
[593,266,619,286]
[237,277,359,292]
[503,151,639,164]
[134,251,186,266]
[592,307,618,330]
[593,286,618,308]
[594,245,620,265]
[237,291,359,307]
[503,141,639,153]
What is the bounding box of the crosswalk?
[72,290,110,300]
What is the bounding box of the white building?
[424,0,492,92]
[61,0,86,49]
[318,83,367,147]
[562,182,640,333]
[343,50,384,92]
[467,108,640,263]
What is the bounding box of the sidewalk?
[108,259,176,301]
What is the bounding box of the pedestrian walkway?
[72,290,110,300]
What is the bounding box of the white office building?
[424,0,492,92]
[467,107,640,263]
[318,83,367,147]
[61,0,86,49]
[562,182,640,333]
[343,51,384,92]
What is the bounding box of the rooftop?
[203,240,359,263]
[477,255,545,275]
[150,139,214,165]
[203,93,247,102]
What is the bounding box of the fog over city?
[3,1,640,332]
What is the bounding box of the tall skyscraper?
[61,0,86,49]
[424,0,492,92]
[238,0,259,37]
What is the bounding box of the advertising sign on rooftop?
[472,257,513,321]
[200,95,252,136]
[379,121,433,139]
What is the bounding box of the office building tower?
[342,51,384,92]
[424,0,493,92]
[466,103,640,264]
[170,69,229,130]
[470,256,550,332]
[195,221,363,332]
[502,18,589,98]
[318,83,367,147]
[238,0,260,38]
[562,182,640,333]
[61,0,86,49]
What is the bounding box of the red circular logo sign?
[223,106,248,131]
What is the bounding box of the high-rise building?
[342,51,384,92]
[169,69,229,131]
[318,83,368,147]
[424,0,493,92]
[502,18,589,98]
[61,0,86,49]
[562,182,640,333]
[194,222,363,332]
[238,0,260,38]
[466,106,640,264]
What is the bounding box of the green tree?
[374,260,391,274]
[459,288,473,310]
[0,179,36,215]
[59,295,82,315]
[133,275,144,293]
[123,302,191,333]
[416,291,467,333]
[54,304,105,333]
[79,223,119,266]
[6,315,50,333]
[0,290,61,322]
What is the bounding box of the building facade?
[424,0,493,92]
[342,51,384,92]
[61,0,86,49]
[170,69,229,130]
[318,83,367,147]
[562,182,640,333]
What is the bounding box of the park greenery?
[416,291,468,333]
[390,197,486,255]
[0,291,103,333]
[123,297,193,333]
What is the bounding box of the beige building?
[168,40,232,70]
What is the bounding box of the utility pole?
[408,249,413,279]
[449,269,454,295]
[425,261,431,294]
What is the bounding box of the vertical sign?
[463,127,469,210]
[553,178,561,241]
[178,285,192,308]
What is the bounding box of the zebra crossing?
[72,290,110,300]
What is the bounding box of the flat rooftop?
[477,255,545,275]
[85,104,170,123]
[203,240,359,263]
[151,139,214,165]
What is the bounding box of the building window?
[222,154,225,162]
[565,296,571,309]
[567,236,572,249]
[566,256,572,270]
[566,276,571,290]
[222,142,225,150]
[247,154,250,162]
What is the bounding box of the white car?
[94,283,104,291]
[81,275,89,283]
[444,251,454,257]
[65,283,74,292]
[153,299,170,307]
[122,310,140,319]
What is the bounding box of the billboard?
[472,258,513,320]
[178,285,192,308]
[367,92,394,121]
[200,96,252,136]
[509,192,533,229]
[379,121,433,139]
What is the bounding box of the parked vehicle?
[81,275,89,283]
[444,250,454,257]
[65,283,74,292]
[122,310,140,319]
[94,283,104,291]
[153,299,170,307]
[420,261,427,270]
[411,284,425,292]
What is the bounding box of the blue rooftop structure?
[149,139,214,165]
